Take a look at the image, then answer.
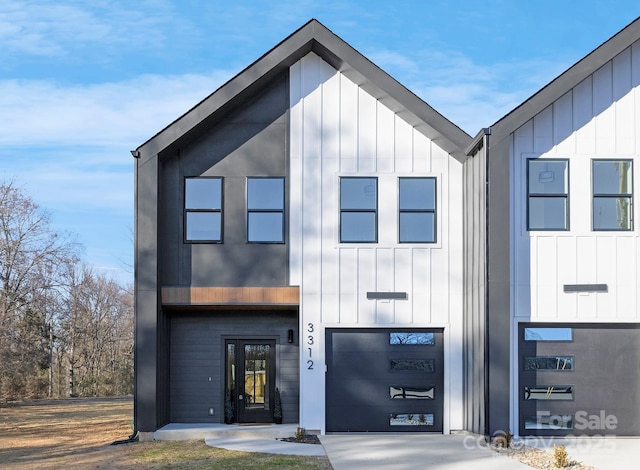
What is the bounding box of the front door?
[226,340,276,423]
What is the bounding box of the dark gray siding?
[462,144,487,435]
[169,310,299,424]
[158,72,290,288]
[486,136,511,435]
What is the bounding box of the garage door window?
[524,327,572,341]
[390,332,435,345]
[524,356,573,371]
[390,386,435,399]
[390,413,434,426]
[390,359,435,372]
[524,386,574,400]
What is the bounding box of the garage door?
[326,328,444,432]
[519,323,640,436]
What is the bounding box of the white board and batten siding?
[289,53,464,432]
[511,41,640,323]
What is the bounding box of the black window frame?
[591,159,634,231]
[527,158,570,231]
[398,177,437,243]
[184,176,223,243]
[339,177,378,243]
[246,176,285,244]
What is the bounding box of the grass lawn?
[0,396,331,469]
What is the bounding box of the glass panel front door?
[226,340,275,423]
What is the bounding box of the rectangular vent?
[367,292,408,300]
[563,284,608,293]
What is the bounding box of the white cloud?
[0,71,234,148]
[367,47,572,134]
[0,0,185,59]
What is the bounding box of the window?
[592,160,633,231]
[524,327,572,341]
[185,177,222,242]
[340,177,377,242]
[399,177,436,243]
[527,159,569,230]
[247,177,285,243]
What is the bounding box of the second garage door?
[326,328,444,432]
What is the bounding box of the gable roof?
[136,19,472,162]
[482,16,640,150]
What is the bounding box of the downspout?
[112,149,141,446]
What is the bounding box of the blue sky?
[1,1,638,285]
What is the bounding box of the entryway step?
[154,423,299,441]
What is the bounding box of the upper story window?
[340,177,377,243]
[527,159,569,231]
[185,177,223,242]
[592,160,633,231]
[399,177,436,243]
[247,177,285,243]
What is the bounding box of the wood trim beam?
[161,286,300,306]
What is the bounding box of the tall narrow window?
[527,159,569,230]
[592,160,633,231]
[247,177,285,243]
[399,177,436,243]
[340,177,377,243]
[185,177,222,242]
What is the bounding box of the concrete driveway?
[318,434,531,470]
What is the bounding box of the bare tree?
[0,181,79,399]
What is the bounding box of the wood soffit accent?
[161,286,300,308]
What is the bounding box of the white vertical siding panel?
[573,76,596,155]
[320,69,340,323]
[447,160,464,326]
[413,129,431,173]
[395,116,413,173]
[514,120,534,155]
[358,248,377,323]
[376,248,395,324]
[338,248,358,323]
[376,101,395,173]
[617,237,638,319]
[394,248,413,323]
[593,62,615,154]
[513,122,533,319]
[301,55,323,159]
[533,106,554,154]
[632,41,640,153]
[339,74,358,172]
[613,48,635,154]
[595,236,617,318]
[576,236,598,318]
[289,62,303,285]
[412,248,431,323]
[553,91,575,154]
[358,88,376,172]
[535,237,558,319]
[303,156,322,293]
[556,236,577,319]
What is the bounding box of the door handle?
[238,395,243,400]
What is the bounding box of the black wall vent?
[366,292,408,300]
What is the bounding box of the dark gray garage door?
[519,323,640,436]
[326,328,444,432]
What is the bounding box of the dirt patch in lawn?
[0,397,332,469]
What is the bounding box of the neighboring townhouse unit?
[134,17,640,439]
[133,19,471,436]
[466,17,640,436]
